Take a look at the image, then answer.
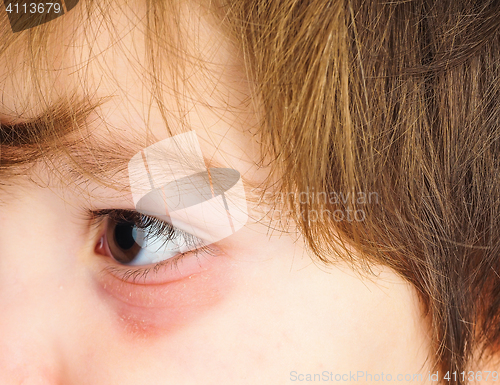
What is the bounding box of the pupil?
[114,222,137,250]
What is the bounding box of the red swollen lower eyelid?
[100,246,218,285]
[91,246,236,339]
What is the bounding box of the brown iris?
[105,216,143,265]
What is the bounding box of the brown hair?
[220,0,500,377]
[2,0,500,382]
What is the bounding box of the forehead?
[0,0,261,177]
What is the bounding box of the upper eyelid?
[90,209,195,241]
[94,209,144,226]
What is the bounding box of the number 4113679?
[5,3,62,14]
[443,371,499,382]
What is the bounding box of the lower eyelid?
[103,249,214,285]
[91,247,236,337]
[96,271,230,338]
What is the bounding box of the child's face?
[0,1,430,383]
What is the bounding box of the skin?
[0,1,437,384]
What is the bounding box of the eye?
[95,210,206,266]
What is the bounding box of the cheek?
[92,255,236,340]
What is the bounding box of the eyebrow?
[0,95,107,146]
[0,95,112,174]
[0,95,257,192]
[60,137,234,191]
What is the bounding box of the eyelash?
[88,209,217,283]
